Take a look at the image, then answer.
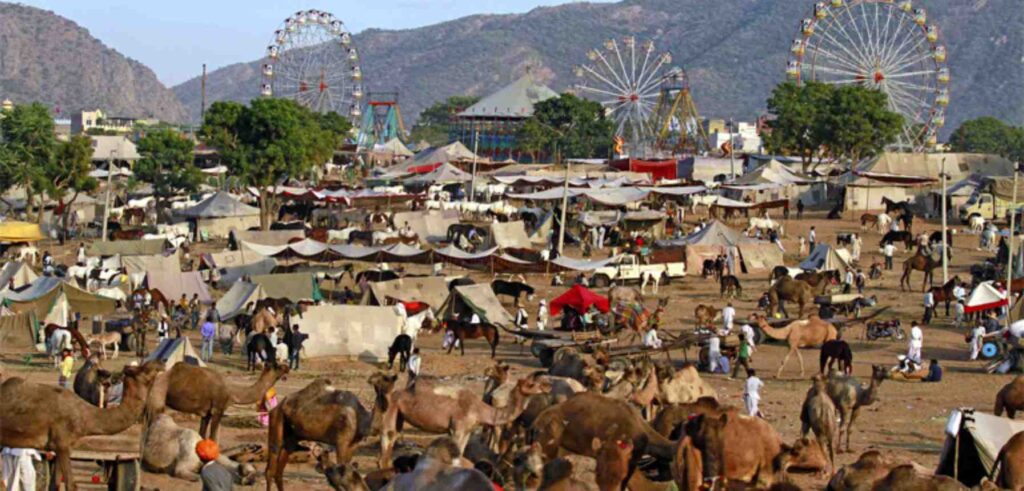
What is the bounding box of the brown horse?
[131,288,172,314]
[768,276,816,319]
[43,323,91,358]
[443,319,500,358]
[900,253,939,292]
[928,276,961,316]
[795,270,841,294]
[859,213,878,229]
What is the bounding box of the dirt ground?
[2,211,1015,490]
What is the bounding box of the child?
[744,369,764,418]
[731,334,752,379]
[58,349,74,389]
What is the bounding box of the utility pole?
[469,130,480,202]
[101,150,116,242]
[200,63,208,123]
[940,157,948,283]
[557,140,570,255]
[1006,163,1019,330]
[727,119,736,180]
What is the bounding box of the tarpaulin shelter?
[229,229,305,247]
[404,163,473,184]
[610,158,678,182]
[122,253,180,276]
[936,408,1024,486]
[440,284,514,326]
[215,282,265,321]
[392,209,460,244]
[530,210,554,246]
[488,221,532,249]
[964,281,1007,314]
[800,244,852,272]
[0,221,45,242]
[145,271,212,304]
[549,285,610,316]
[3,277,116,326]
[657,220,752,274]
[0,262,38,292]
[295,305,403,361]
[362,277,449,310]
[251,273,323,302]
[89,239,168,257]
[202,249,270,269]
[0,312,39,351]
[737,243,784,273]
[144,337,205,368]
[179,191,261,239]
[215,259,278,289]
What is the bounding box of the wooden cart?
[41,437,141,491]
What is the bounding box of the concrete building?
[71,109,158,135]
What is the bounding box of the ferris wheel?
[574,36,678,157]
[787,0,949,152]
[259,9,364,120]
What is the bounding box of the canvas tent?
[295,305,403,362]
[404,163,473,184]
[3,277,116,327]
[488,221,532,249]
[0,262,38,292]
[179,191,261,239]
[440,284,514,326]
[936,408,1024,486]
[230,229,305,247]
[0,312,38,352]
[251,273,322,302]
[362,277,450,310]
[89,239,167,257]
[549,285,610,315]
[391,210,460,244]
[658,220,753,274]
[215,282,265,321]
[0,221,45,242]
[144,337,205,368]
[799,244,852,272]
[964,281,1007,314]
[737,243,784,273]
[146,271,211,304]
[122,253,180,276]
[215,259,278,289]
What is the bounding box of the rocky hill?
[173,0,1023,136]
[0,2,186,122]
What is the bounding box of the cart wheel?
[110,459,140,491]
[982,342,1000,360]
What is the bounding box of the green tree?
[949,117,1018,157]
[46,135,97,239]
[764,81,833,172]
[821,85,903,164]
[136,129,202,215]
[409,95,481,146]
[201,99,338,229]
[518,93,613,163]
[0,103,56,220]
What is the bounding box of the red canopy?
[549,284,610,316]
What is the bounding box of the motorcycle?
[866,320,905,341]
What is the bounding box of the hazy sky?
[21,0,600,86]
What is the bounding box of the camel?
[683,409,798,488]
[826,365,888,452]
[73,353,111,407]
[538,458,588,490]
[653,397,729,439]
[548,347,607,388]
[0,361,164,491]
[608,285,643,332]
[767,276,817,319]
[657,364,719,404]
[828,450,960,490]
[511,442,545,490]
[900,252,940,292]
[995,431,1024,490]
[85,330,122,359]
[156,362,290,441]
[800,375,838,472]
[378,376,550,468]
[672,436,704,491]
[751,313,838,378]
[142,413,256,482]
[486,370,585,449]
[694,304,719,329]
[251,306,284,334]
[994,375,1024,418]
[267,373,397,491]
[380,437,495,490]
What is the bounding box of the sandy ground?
[1,211,1015,490]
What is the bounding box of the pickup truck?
[590,254,686,287]
[959,178,1024,223]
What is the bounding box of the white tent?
[799,244,852,272]
[964,281,1007,314]
[215,282,266,321]
[296,305,404,362]
[488,221,532,249]
[144,337,205,368]
[937,408,1024,487]
[0,262,38,293]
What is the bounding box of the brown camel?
[900,252,939,292]
[657,363,719,404]
[995,375,1024,418]
[995,431,1024,490]
[251,306,284,334]
[530,392,677,484]
[683,409,800,488]
[378,376,550,468]
[652,397,729,439]
[267,373,396,491]
[0,361,164,491]
[828,449,961,490]
[156,362,289,441]
[752,313,838,378]
[826,365,888,452]
[767,276,817,318]
[800,374,838,472]
[672,436,704,491]
[73,353,112,407]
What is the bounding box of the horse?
[880,231,914,250]
[820,339,852,375]
[928,231,954,248]
[882,197,912,215]
[387,334,413,371]
[442,319,500,357]
[899,212,914,233]
[900,252,940,292]
[491,280,535,307]
[795,270,841,294]
[246,333,276,371]
[347,230,375,246]
[860,213,879,229]
[928,276,961,316]
[702,260,717,279]
[719,275,742,299]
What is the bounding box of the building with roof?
[71,109,159,135]
[449,72,559,162]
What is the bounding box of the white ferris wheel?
[786,0,950,151]
[259,9,364,120]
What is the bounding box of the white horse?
[640,270,662,296]
[748,217,780,231]
[403,309,436,341]
[372,229,400,245]
[969,215,985,234]
[327,226,359,243]
[16,246,39,265]
[876,213,893,234]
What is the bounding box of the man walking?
[731,333,752,379]
[923,290,936,325]
[288,324,308,370]
[744,369,764,418]
[796,199,804,219]
[200,317,216,362]
[883,241,896,270]
[808,226,817,252]
[721,302,736,335]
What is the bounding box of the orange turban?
[195,439,219,462]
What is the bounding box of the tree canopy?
[764,81,902,171]
[949,117,1024,161]
[408,95,480,147]
[518,93,613,163]
[200,99,342,229]
[136,129,202,211]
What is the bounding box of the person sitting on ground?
[894,354,920,374]
[922,359,942,383]
[196,439,233,491]
[643,323,663,350]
